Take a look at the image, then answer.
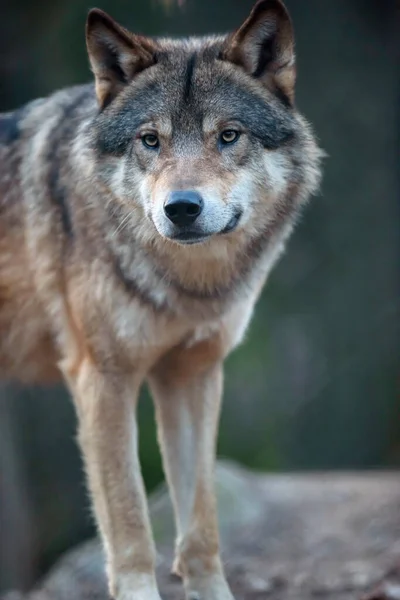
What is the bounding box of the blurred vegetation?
[0,0,399,591]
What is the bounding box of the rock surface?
[3,461,400,600]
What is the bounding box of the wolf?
[0,1,322,598]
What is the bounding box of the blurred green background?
[0,0,398,592]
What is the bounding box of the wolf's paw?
[119,590,161,600]
[184,573,234,600]
[113,574,163,600]
[116,589,162,600]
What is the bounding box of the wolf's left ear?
[222,0,295,105]
[86,9,157,108]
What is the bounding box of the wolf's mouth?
[171,231,210,245]
[169,211,243,245]
[221,211,242,235]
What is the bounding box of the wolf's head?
[86,1,321,255]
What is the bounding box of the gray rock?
[3,461,400,600]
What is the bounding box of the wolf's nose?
[164,191,203,227]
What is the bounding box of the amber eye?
[142,134,159,149]
[220,130,240,145]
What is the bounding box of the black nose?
[164,191,203,227]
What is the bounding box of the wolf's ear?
[86,9,157,108]
[222,0,295,105]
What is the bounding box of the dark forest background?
[0,0,399,592]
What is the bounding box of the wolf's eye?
[220,130,240,145]
[142,134,159,149]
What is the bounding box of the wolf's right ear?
[222,0,295,105]
[86,9,157,108]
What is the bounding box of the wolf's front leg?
[63,358,161,600]
[149,337,234,600]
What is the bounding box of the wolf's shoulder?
[0,83,96,147]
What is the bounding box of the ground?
[3,462,400,600]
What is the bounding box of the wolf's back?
[0,85,96,383]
